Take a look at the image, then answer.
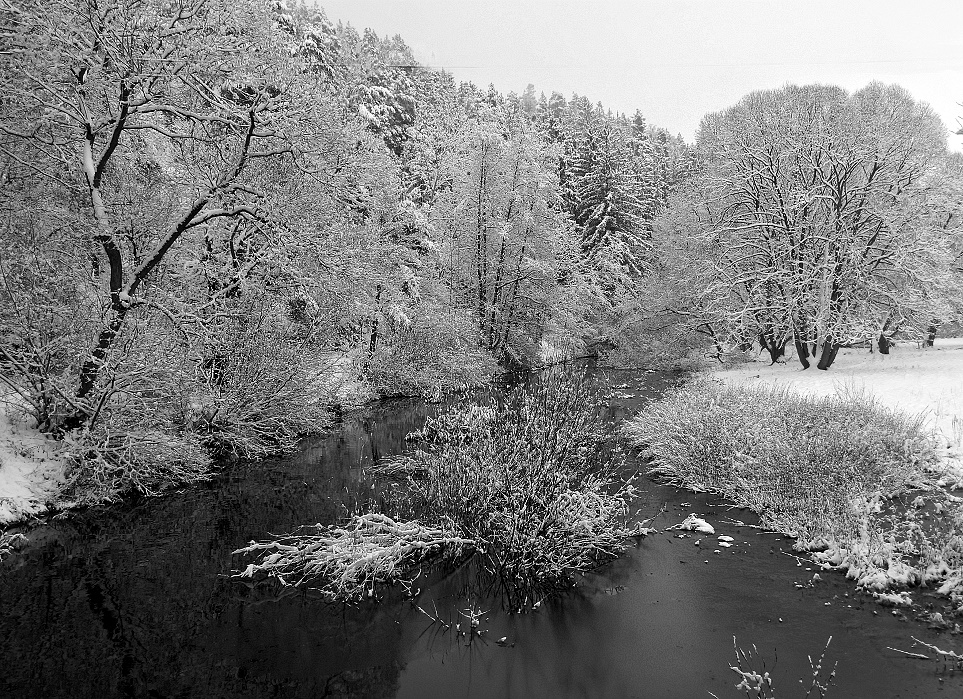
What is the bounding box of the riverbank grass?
[624,379,963,603]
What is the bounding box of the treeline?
[0,0,689,500]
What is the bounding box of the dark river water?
[2,369,963,698]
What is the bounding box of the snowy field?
[713,338,963,457]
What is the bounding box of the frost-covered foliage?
[0,0,692,518]
[624,380,963,603]
[392,366,637,605]
[364,305,498,397]
[61,423,212,506]
[236,367,644,606]
[183,298,335,460]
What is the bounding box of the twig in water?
[911,636,963,661]
[782,550,813,566]
[886,646,931,660]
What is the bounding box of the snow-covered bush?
[364,309,497,398]
[61,422,212,506]
[625,379,937,540]
[183,300,334,460]
[394,366,636,605]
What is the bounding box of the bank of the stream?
[2,368,963,698]
[628,340,963,612]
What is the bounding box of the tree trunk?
[794,336,811,369]
[816,339,840,370]
[759,332,786,364]
[877,333,890,354]
[58,307,128,431]
[368,285,382,356]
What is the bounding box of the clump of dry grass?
[624,378,938,546]
[388,366,636,605]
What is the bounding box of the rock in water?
[679,514,715,535]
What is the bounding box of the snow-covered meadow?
[714,338,963,462]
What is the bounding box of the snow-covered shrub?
[393,366,635,605]
[625,379,936,539]
[54,316,214,503]
[184,299,335,459]
[62,421,212,505]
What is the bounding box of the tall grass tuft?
[236,365,640,606]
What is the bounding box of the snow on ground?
[713,338,963,461]
[0,399,65,526]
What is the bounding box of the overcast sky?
[319,0,963,148]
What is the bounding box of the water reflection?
[1,370,963,698]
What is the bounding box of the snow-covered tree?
[569,117,649,275]
[430,121,580,364]
[663,82,959,369]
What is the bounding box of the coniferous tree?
[571,119,649,274]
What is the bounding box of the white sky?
[319,0,963,149]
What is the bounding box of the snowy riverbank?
[626,338,963,607]
[0,402,65,526]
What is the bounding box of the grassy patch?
[624,379,963,604]
[235,367,641,607]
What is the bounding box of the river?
[1,369,961,698]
